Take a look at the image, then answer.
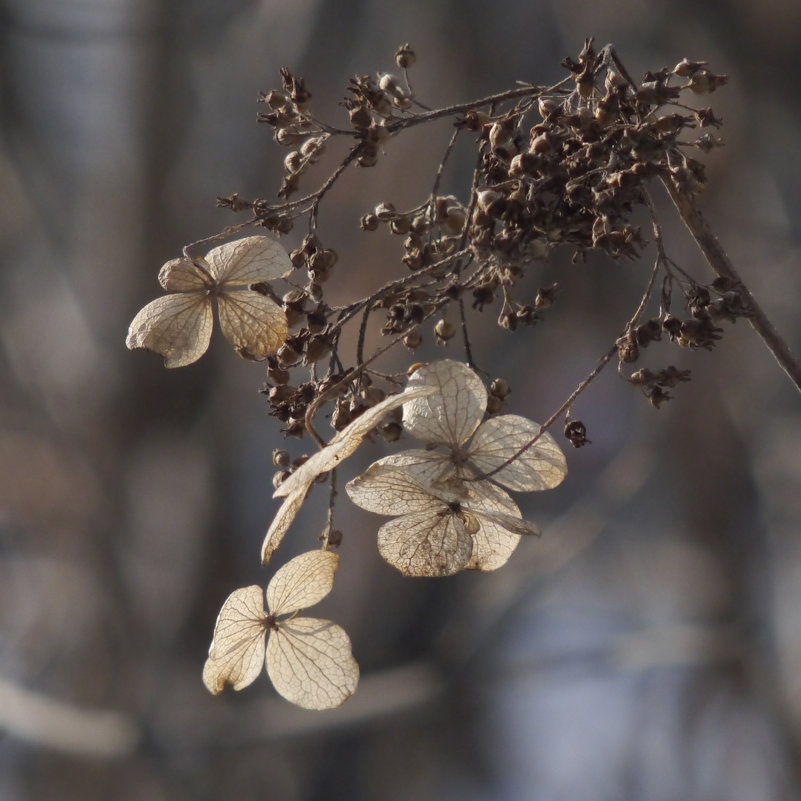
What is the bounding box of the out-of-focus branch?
[662,176,801,395]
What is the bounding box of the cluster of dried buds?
[616,275,750,405]
[257,68,329,198]
[464,38,726,285]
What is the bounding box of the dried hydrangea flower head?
[126,235,292,367]
[347,454,539,576]
[346,360,567,576]
[202,549,358,710]
[399,359,567,492]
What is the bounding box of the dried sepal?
[346,458,535,576]
[126,236,292,367]
[261,382,438,563]
[203,550,358,710]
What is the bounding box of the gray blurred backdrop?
[2,1,801,799]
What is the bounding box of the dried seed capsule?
[272,448,291,469]
[490,378,511,399]
[434,319,456,341]
[395,43,416,69]
[374,202,397,221]
[381,421,403,442]
[360,213,379,231]
[486,395,503,415]
[403,328,422,349]
[564,419,591,448]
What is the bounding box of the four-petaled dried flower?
[346,360,567,576]
[202,549,359,710]
[126,236,292,367]
[347,454,539,576]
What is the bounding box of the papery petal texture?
[403,360,486,448]
[468,415,568,491]
[376,508,473,577]
[267,618,359,710]
[266,550,338,616]
[217,290,289,358]
[202,585,268,694]
[205,236,293,284]
[125,293,213,368]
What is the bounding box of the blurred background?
[2,0,801,799]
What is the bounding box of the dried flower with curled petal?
[202,550,358,710]
[126,236,292,367]
[346,360,567,575]
[399,360,567,492]
[261,381,438,563]
[346,455,539,576]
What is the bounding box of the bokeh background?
[2,1,801,799]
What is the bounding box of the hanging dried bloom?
[126,236,292,367]
[202,550,358,710]
[261,381,438,563]
[395,359,567,492]
[346,454,539,576]
[345,360,567,575]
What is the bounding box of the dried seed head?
[395,43,416,69]
[564,419,591,448]
[434,318,456,342]
[490,377,511,399]
[403,328,422,350]
[374,202,396,221]
[486,395,503,415]
[349,105,372,129]
[360,213,379,231]
[272,448,291,469]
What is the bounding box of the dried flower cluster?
[126,41,801,708]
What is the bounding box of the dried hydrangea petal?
[127,235,291,368]
[266,550,338,616]
[202,585,268,694]
[468,414,568,491]
[263,383,437,563]
[125,293,213,368]
[403,360,487,449]
[205,236,293,284]
[217,290,289,359]
[266,617,359,710]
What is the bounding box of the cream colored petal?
[403,360,487,448]
[266,618,359,710]
[468,415,568,491]
[125,293,213,368]
[377,508,473,577]
[462,483,525,571]
[157,257,211,291]
[206,236,293,284]
[202,585,268,694]
[372,449,455,485]
[217,290,288,359]
[261,485,308,564]
[273,384,438,500]
[263,384,438,564]
[346,459,449,516]
[266,550,339,617]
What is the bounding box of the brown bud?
[486,395,503,415]
[490,378,511,399]
[395,43,416,69]
[381,421,403,442]
[434,318,456,341]
[403,328,422,350]
[272,448,291,469]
